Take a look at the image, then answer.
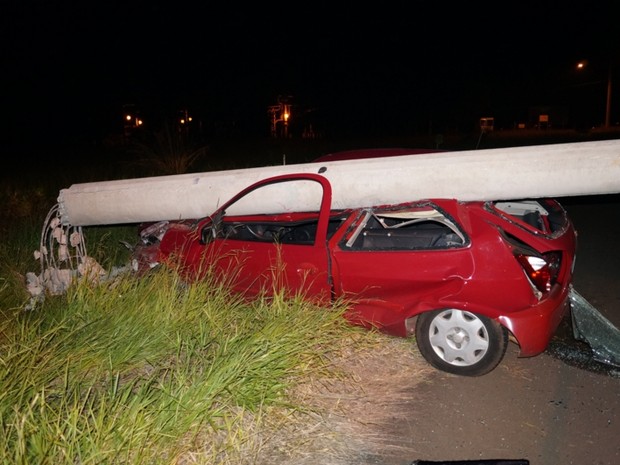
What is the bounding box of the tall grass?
[0,255,363,464]
[0,141,370,463]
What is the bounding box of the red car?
[132,173,577,376]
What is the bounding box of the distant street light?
[268,95,293,138]
[122,104,144,138]
[577,59,613,128]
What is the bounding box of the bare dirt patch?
[251,333,436,465]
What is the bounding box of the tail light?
[515,251,562,294]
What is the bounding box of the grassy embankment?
[0,143,383,464]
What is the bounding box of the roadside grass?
[0,143,382,464]
[0,231,383,464]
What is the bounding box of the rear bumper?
[498,285,570,357]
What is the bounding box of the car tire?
[415,309,508,376]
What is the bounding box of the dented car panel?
[132,173,578,376]
[154,174,336,302]
[330,198,576,350]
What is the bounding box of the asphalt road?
[563,194,620,330]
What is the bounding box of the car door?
[329,202,474,333]
[196,174,334,302]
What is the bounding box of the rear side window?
[490,199,569,235]
[342,205,466,251]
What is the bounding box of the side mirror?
[200,211,224,244]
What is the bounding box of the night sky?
[3,2,618,149]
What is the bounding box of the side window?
[490,199,568,236]
[221,220,319,245]
[212,179,328,245]
[225,179,324,216]
[342,206,466,251]
[220,216,346,245]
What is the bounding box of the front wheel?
[415,309,508,376]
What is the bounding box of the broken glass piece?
[570,287,620,368]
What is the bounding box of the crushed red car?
[132,173,577,376]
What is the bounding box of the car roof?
[312,147,446,163]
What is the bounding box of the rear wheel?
[415,309,508,376]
